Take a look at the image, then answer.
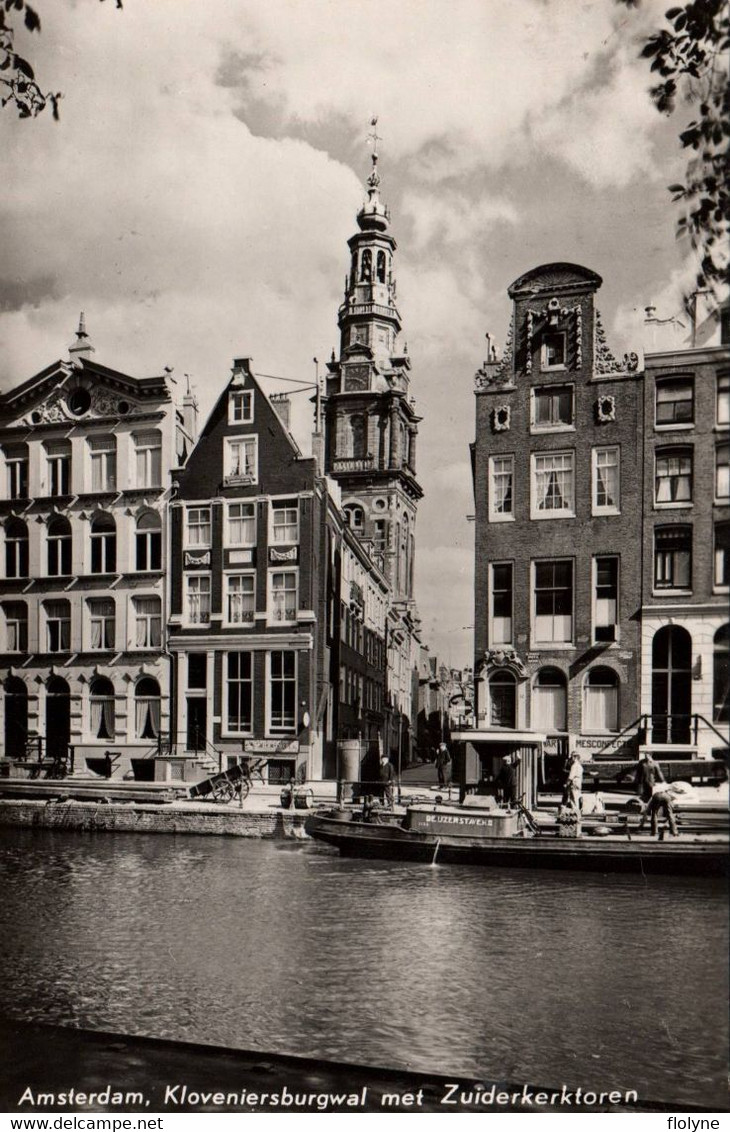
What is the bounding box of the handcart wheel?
[217,782,235,803]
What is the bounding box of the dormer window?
[542,332,566,370]
[229,390,253,425]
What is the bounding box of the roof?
[507,262,603,299]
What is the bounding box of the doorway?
[46,676,71,763]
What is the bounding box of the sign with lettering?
[184,550,211,568]
[269,546,299,564]
[244,739,299,754]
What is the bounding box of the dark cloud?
[0,275,61,313]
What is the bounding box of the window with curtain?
[270,571,297,622]
[89,677,115,740]
[133,596,162,648]
[717,373,730,426]
[655,449,693,504]
[88,598,115,649]
[135,677,161,740]
[225,437,258,481]
[5,518,29,578]
[88,435,117,491]
[583,667,619,732]
[226,574,255,623]
[532,452,574,515]
[45,441,71,496]
[3,601,27,652]
[716,443,729,500]
[489,455,514,520]
[534,560,573,643]
[654,526,692,589]
[45,600,71,652]
[532,668,567,732]
[271,501,299,544]
[5,445,28,499]
[592,447,619,513]
[715,523,730,589]
[185,507,211,547]
[227,502,255,546]
[185,575,211,625]
[133,431,162,488]
[655,378,694,425]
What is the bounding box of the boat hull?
[305,814,729,876]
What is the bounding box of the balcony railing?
[332,456,374,473]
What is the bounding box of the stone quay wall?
[0,799,310,839]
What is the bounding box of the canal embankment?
[0,1019,686,1113]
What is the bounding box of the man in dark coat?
[495,754,520,807]
[379,755,395,808]
[635,753,665,804]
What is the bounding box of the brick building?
[0,318,194,779]
[166,358,388,785]
[640,334,729,757]
[464,263,729,787]
[465,263,646,783]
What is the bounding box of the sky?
[0,0,702,663]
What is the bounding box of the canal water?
[0,827,726,1108]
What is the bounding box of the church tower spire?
[323,121,422,606]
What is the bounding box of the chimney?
[270,392,291,429]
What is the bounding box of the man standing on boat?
[564,752,584,811]
[379,754,395,809]
[496,754,519,807]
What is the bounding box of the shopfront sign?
[244,739,299,755]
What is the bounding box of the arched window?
[532,667,567,732]
[90,512,116,573]
[713,625,729,723]
[376,250,386,283]
[489,671,516,728]
[360,249,372,282]
[135,511,162,571]
[651,625,692,743]
[344,505,364,532]
[5,518,28,578]
[135,676,161,740]
[583,667,619,732]
[47,516,72,576]
[89,676,115,740]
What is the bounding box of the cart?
[188,759,268,804]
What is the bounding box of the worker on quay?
[639,782,679,838]
[379,755,395,809]
[496,753,520,808]
[435,742,452,788]
[563,752,584,812]
[635,751,665,805]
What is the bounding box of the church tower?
[323,123,422,607]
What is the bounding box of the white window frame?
[715,442,729,502]
[655,377,694,429]
[530,451,575,519]
[488,562,513,646]
[224,435,258,484]
[88,435,117,492]
[223,572,256,627]
[488,455,515,522]
[87,597,116,651]
[5,448,28,500]
[592,446,620,515]
[131,595,162,649]
[44,601,71,653]
[44,442,71,497]
[228,390,254,425]
[226,502,256,547]
[531,559,574,646]
[717,373,730,427]
[135,513,162,572]
[184,573,212,627]
[185,506,211,549]
[3,602,27,653]
[592,556,619,645]
[270,500,299,545]
[267,649,297,735]
[654,448,693,508]
[222,650,254,737]
[714,523,730,591]
[582,668,619,734]
[268,568,298,625]
[531,383,574,431]
[133,430,162,489]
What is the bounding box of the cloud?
[402,191,517,253]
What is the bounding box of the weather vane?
[368,116,381,157]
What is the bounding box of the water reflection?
[0,827,725,1106]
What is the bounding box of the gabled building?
[466,264,645,786]
[165,358,388,785]
[322,142,423,762]
[0,317,194,779]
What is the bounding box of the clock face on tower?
[344,365,370,391]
